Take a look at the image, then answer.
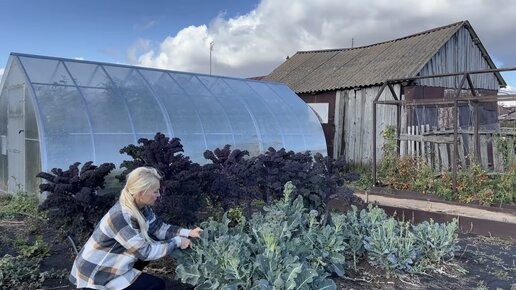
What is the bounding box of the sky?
[1,0,515,105]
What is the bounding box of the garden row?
[170,182,459,289]
[369,126,515,206]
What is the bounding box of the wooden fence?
[399,126,516,172]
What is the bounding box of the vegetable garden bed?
[1,196,515,290]
[333,187,516,239]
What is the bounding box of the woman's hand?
[179,237,192,249]
[188,227,203,238]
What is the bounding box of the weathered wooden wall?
[340,85,400,165]
[419,26,500,90]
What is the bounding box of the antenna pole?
[209,41,214,75]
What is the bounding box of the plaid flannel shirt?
[70,201,187,289]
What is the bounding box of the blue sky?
[1,0,515,105]
[0,0,259,65]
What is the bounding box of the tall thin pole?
[209,41,214,75]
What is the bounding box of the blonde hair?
[120,167,162,243]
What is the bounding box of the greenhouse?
[0,53,327,194]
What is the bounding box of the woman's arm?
[102,210,179,261]
[146,207,191,240]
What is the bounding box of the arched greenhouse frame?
[0,53,327,194]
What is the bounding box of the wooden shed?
[264,21,506,164]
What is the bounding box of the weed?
[0,254,67,289]
[13,235,51,258]
[0,192,43,219]
[475,280,488,290]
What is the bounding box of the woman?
[70,167,202,290]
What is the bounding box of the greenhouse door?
[7,84,25,193]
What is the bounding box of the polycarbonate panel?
[0,154,6,192]
[105,67,168,135]
[0,76,7,191]
[19,57,73,85]
[261,134,284,150]
[304,134,327,155]
[103,65,132,84]
[171,73,211,96]
[171,73,233,135]
[81,88,133,134]
[253,83,303,135]
[24,87,38,140]
[205,133,235,152]
[65,62,110,88]
[11,53,327,182]
[282,135,308,153]
[197,76,257,135]
[178,134,207,164]
[45,135,93,170]
[25,139,41,194]
[33,85,90,135]
[269,83,323,127]
[94,134,135,167]
[231,134,261,155]
[224,79,284,139]
[0,83,7,137]
[140,70,204,136]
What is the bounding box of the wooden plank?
[357,89,366,164]
[467,134,475,166]
[355,90,362,164]
[408,126,413,156]
[492,136,505,172]
[425,125,432,164]
[361,89,377,164]
[479,135,489,168]
[398,134,454,143]
[400,104,407,157]
[334,91,344,158]
[420,125,426,161]
[415,125,420,157]
[343,92,349,162]
[434,142,441,171]
[507,137,515,168]
[350,91,358,163]
[426,129,516,136]
[352,192,516,224]
[458,134,466,168]
[344,90,354,163]
[400,127,406,156]
[439,144,449,170]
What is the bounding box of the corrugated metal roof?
[265,21,504,93]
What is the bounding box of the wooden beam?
[399,134,455,144]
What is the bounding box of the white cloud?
[499,85,514,93]
[0,68,4,80]
[130,0,516,79]
[134,18,158,31]
[127,38,152,64]
[499,85,516,106]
